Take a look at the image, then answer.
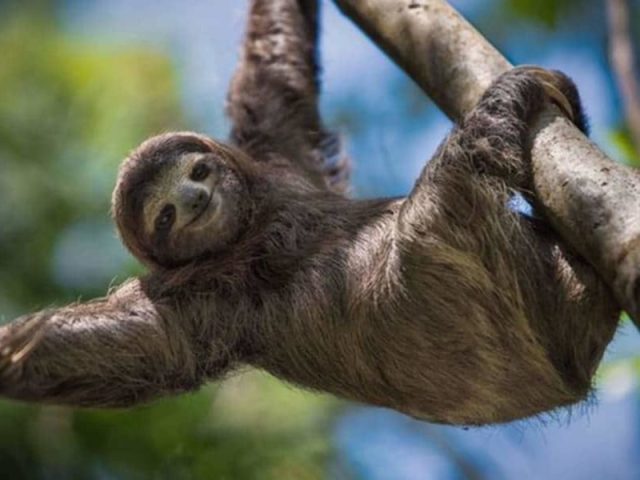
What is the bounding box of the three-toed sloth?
[0,0,620,425]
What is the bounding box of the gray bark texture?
[333,0,640,323]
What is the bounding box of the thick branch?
[606,0,640,152]
[333,0,640,322]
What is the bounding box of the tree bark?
[333,0,640,323]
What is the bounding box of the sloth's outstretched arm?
[227,0,349,192]
[0,280,220,407]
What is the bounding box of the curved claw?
[515,65,575,122]
[540,80,575,122]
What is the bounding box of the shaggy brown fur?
[0,0,620,425]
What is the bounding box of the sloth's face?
[141,148,249,265]
[113,133,253,269]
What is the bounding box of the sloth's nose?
[178,184,209,213]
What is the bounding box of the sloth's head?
[113,132,256,269]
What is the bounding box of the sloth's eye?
[190,162,210,182]
[155,204,176,231]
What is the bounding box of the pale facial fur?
[139,147,250,266]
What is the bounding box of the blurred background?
[1,0,640,478]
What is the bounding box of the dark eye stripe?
[155,204,176,231]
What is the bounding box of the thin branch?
[606,0,640,152]
[333,0,640,323]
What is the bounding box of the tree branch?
[606,0,640,153]
[333,0,640,323]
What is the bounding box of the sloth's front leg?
[398,66,586,236]
[437,66,586,194]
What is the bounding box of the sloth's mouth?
[187,193,221,229]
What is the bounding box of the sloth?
[0,0,621,425]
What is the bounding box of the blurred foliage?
[610,128,640,167]
[0,371,341,480]
[0,5,184,315]
[502,0,586,27]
